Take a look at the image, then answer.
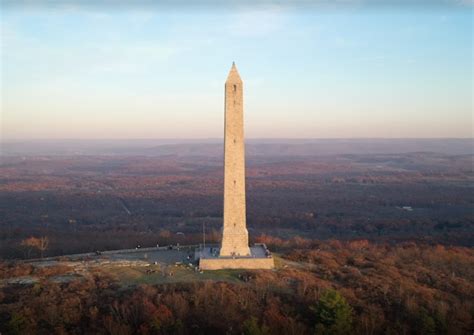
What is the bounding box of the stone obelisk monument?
[197,63,273,270]
[220,62,251,257]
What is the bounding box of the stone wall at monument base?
[199,257,274,270]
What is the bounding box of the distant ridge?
[1,139,472,156]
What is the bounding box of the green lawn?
[100,259,281,286]
[100,264,247,286]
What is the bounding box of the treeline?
[1,239,473,334]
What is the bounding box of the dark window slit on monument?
[233,84,236,92]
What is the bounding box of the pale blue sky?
[1,2,472,139]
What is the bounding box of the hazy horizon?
[2,136,474,142]
[2,138,472,156]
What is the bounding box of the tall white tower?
[220,62,251,257]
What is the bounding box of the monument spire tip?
[226,62,241,83]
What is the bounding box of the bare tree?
[21,236,49,259]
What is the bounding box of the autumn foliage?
[1,239,473,334]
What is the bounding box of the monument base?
[196,244,274,270]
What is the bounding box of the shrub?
[312,289,353,335]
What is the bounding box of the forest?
[0,142,473,334]
[0,238,473,334]
[0,151,472,259]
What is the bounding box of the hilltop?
[1,239,473,334]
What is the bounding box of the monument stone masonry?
[197,63,274,270]
[220,62,251,257]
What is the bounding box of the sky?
[1,1,472,140]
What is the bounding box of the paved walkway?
[26,245,199,266]
[198,244,271,259]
